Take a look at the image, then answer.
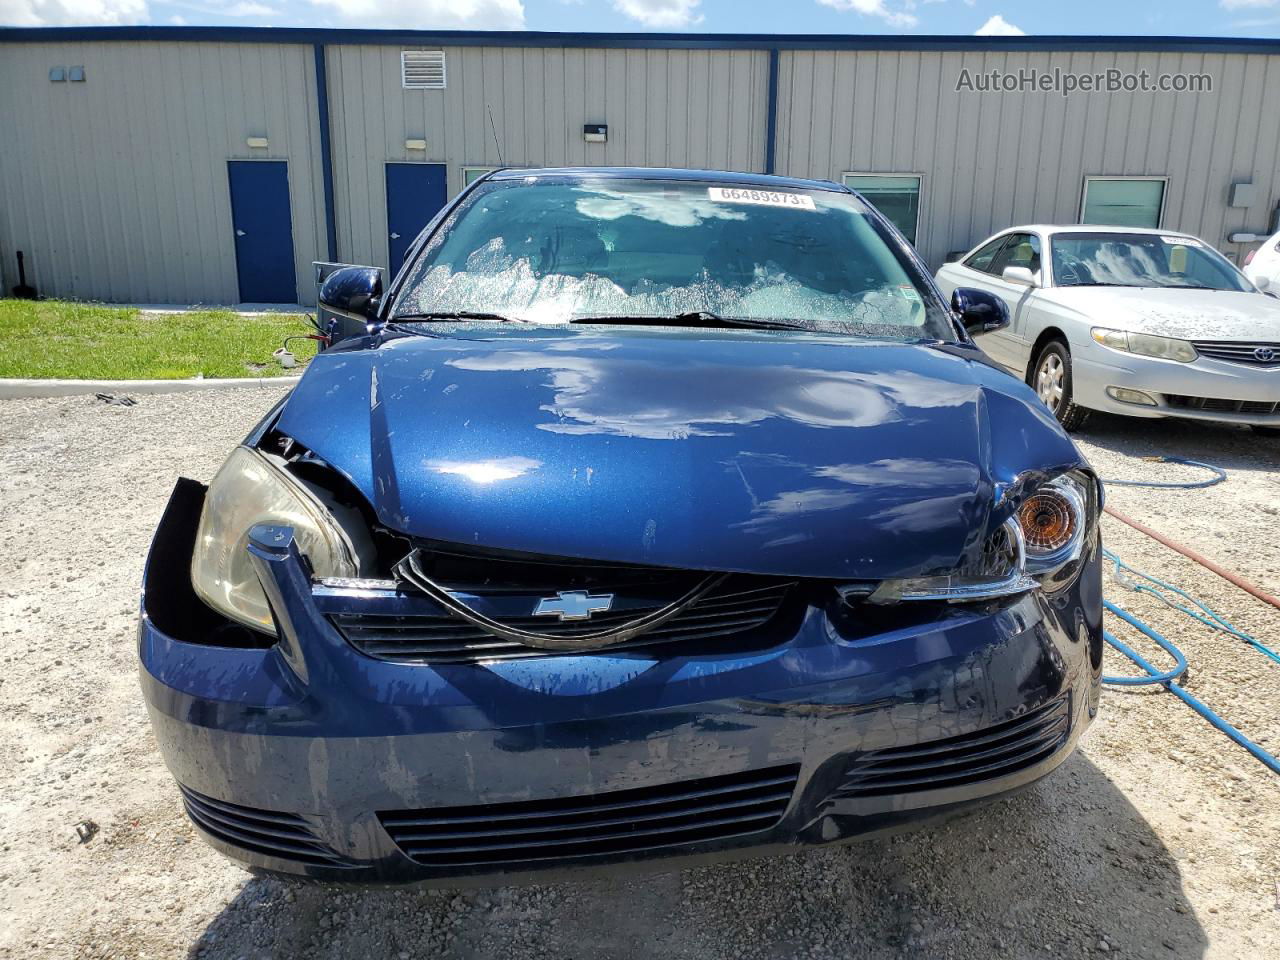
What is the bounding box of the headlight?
[1019,472,1091,580]
[864,518,1037,604]
[862,471,1095,605]
[1091,327,1197,363]
[191,446,359,635]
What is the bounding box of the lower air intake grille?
[379,765,799,868]
[179,786,355,868]
[1164,394,1280,416]
[836,695,1070,798]
[334,576,793,664]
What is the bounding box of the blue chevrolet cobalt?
[139,168,1103,883]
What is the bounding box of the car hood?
[275,327,1083,580]
[1038,286,1280,339]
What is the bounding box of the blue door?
[227,161,297,303]
[385,163,448,275]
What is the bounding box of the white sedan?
[1243,229,1280,296]
[935,224,1280,435]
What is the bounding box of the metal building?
[2,26,1279,306]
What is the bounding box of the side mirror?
[1002,265,1038,286]
[952,287,1010,336]
[319,266,383,326]
[1256,275,1271,292]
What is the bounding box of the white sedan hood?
[1038,287,1280,341]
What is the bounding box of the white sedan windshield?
[394,178,952,340]
[1051,232,1252,292]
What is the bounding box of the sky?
[1,0,1280,37]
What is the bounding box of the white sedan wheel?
[1036,353,1065,413]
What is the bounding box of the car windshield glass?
[392,177,953,340]
[1050,232,1251,291]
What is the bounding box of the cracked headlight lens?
[191,446,358,635]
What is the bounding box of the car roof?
[1002,223,1201,241]
[486,166,850,193]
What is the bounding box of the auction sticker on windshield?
[709,187,816,210]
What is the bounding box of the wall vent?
[402,50,446,89]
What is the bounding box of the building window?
[463,166,498,187]
[1081,177,1167,229]
[843,173,922,245]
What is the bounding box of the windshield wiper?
[1072,281,1228,291]
[392,310,528,323]
[569,311,803,332]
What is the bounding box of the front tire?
[1031,340,1090,431]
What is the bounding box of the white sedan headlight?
[191,446,360,635]
[1091,327,1197,363]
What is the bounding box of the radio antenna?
[487,105,505,167]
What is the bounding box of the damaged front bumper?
[138,480,1103,885]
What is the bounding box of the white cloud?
[612,0,702,28]
[306,0,525,29]
[816,0,918,28]
[0,0,148,25]
[170,0,281,15]
[222,1,278,15]
[975,13,1025,35]
[1220,0,1278,8]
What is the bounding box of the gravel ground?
[0,388,1277,960]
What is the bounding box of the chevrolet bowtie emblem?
[533,590,614,621]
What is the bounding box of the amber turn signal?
[1018,489,1078,552]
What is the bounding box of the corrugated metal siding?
[774,49,1280,268]
[327,44,770,271]
[4,37,1280,304]
[0,41,326,304]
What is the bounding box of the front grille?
[333,575,794,663]
[1164,394,1280,416]
[179,786,355,868]
[1192,341,1280,367]
[379,765,799,868]
[836,695,1070,798]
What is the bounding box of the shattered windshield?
[392,177,953,340]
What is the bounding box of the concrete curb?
[0,376,301,399]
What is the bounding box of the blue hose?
[1101,601,1188,685]
[1097,458,1278,773]
[1104,550,1280,664]
[1103,602,1280,775]
[1101,456,1227,490]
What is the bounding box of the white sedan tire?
[1031,340,1090,432]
